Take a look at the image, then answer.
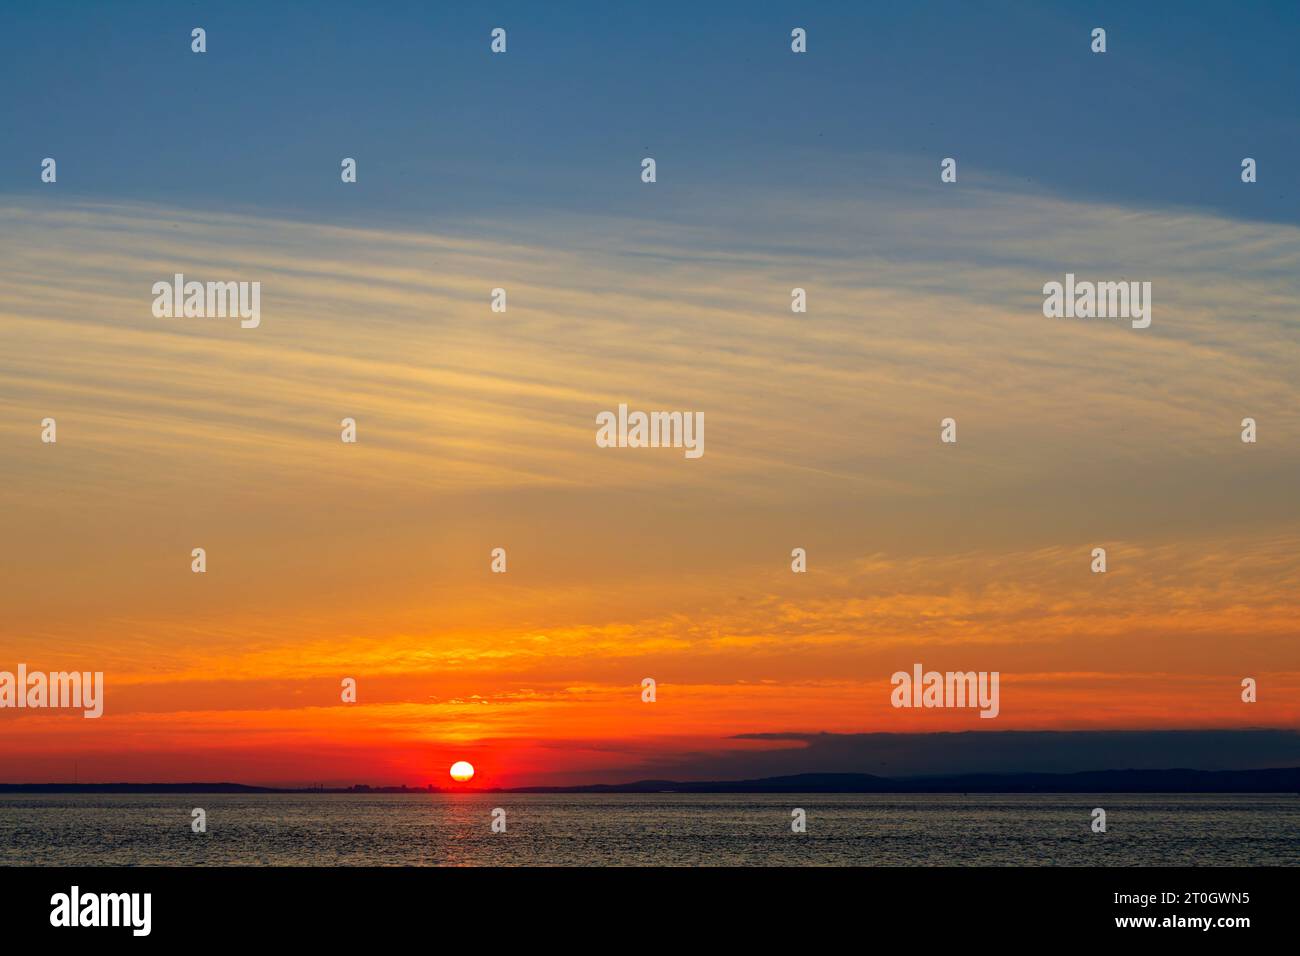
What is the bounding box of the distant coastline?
[3,767,1298,794]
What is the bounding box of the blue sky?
[3,0,1297,229]
[2,2,1298,784]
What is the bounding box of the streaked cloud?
[1,180,1296,784]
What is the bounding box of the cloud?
[685,728,1300,778]
[1,183,1297,784]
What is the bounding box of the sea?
[1,793,1295,866]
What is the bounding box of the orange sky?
[1,194,1297,786]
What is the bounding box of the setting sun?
[449,761,475,783]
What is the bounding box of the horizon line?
[4,766,1300,795]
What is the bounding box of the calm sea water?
[1,793,1295,866]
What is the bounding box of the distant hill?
[503,767,1300,794]
[5,768,1295,794]
[0,783,441,794]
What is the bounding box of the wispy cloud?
[1,182,1296,783]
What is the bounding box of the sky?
[1,2,1297,787]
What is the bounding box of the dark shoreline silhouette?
[3,767,1298,794]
